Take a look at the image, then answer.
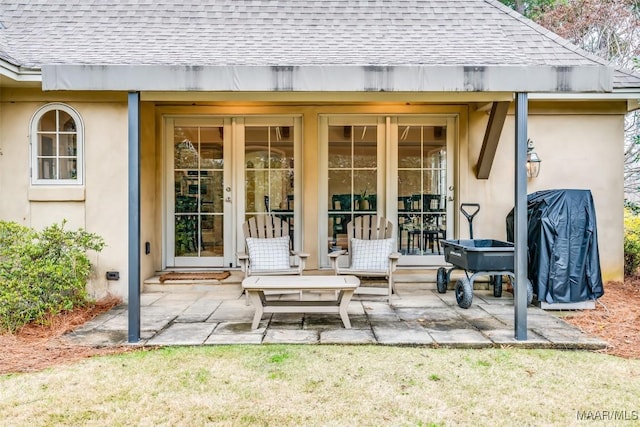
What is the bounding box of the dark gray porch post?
[514,92,528,340]
[128,91,141,343]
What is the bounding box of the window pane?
[353,126,376,168]
[38,110,57,132]
[201,215,222,257]
[59,111,76,132]
[39,158,57,180]
[200,127,223,169]
[269,170,294,211]
[38,135,56,156]
[175,214,198,256]
[398,126,422,168]
[58,134,77,156]
[328,126,351,168]
[245,168,268,213]
[59,159,77,179]
[328,170,352,211]
[353,170,376,211]
[174,127,199,169]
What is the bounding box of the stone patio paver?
[482,328,550,347]
[426,328,492,347]
[263,329,319,344]
[147,322,217,345]
[320,329,377,344]
[63,282,608,350]
[372,321,434,345]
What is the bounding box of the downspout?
[514,92,528,340]
[128,92,141,343]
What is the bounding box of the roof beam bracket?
[475,101,510,179]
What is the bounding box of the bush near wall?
[0,220,105,332]
[624,208,640,277]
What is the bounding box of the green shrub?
[624,209,640,277]
[0,220,105,332]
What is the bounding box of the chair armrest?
[328,250,347,274]
[237,252,249,274]
[291,251,309,273]
[328,250,347,259]
[388,252,401,260]
[291,251,310,259]
[388,252,401,273]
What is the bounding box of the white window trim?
[29,103,84,186]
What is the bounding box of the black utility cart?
[436,203,533,309]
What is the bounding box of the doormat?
[159,271,231,283]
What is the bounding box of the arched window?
[30,103,83,185]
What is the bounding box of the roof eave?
[0,59,41,82]
[42,64,614,93]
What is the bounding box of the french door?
[164,116,301,269]
[393,116,455,265]
[165,118,232,267]
[320,115,455,267]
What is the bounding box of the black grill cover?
[506,189,604,304]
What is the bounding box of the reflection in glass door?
[167,119,227,267]
[397,124,448,256]
[327,124,378,252]
[244,125,294,230]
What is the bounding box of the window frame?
[29,103,84,186]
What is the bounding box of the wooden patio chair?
[237,215,309,302]
[328,215,401,302]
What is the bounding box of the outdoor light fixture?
[526,138,541,178]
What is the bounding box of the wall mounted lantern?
[526,138,541,178]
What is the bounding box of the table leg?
[338,290,354,329]
[248,291,264,330]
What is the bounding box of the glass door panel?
[327,125,378,251]
[169,120,226,267]
[397,125,447,256]
[245,125,295,234]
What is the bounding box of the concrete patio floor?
[65,274,608,350]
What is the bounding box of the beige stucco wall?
[0,89,131,298]
[0,90,628,301]
[466,101,626,281]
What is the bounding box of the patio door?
[319,115,455,267]
[165,116,301,269]
[165,117,232,268]
[392,117,455,266]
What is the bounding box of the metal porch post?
[514,92,528,340]
[128,91,141,343]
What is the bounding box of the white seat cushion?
[246,236,290,270]
[350,238,394,271]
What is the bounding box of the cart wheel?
[492,275,503,298]
[512,279,534,306]
[455,278,473,309]
[527,279,534,306]
[436,267,448,294]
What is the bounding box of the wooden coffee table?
[241,275,360,329]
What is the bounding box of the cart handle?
[460,203,480,239]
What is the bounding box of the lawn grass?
[1,346,639,426]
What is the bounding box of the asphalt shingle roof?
[0,0,638,89]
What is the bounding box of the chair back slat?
[346,215,394,255]
[243,215,291,246]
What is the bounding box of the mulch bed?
[563,279,640,359]
[1,278,639,374]
[0,296,134,375]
